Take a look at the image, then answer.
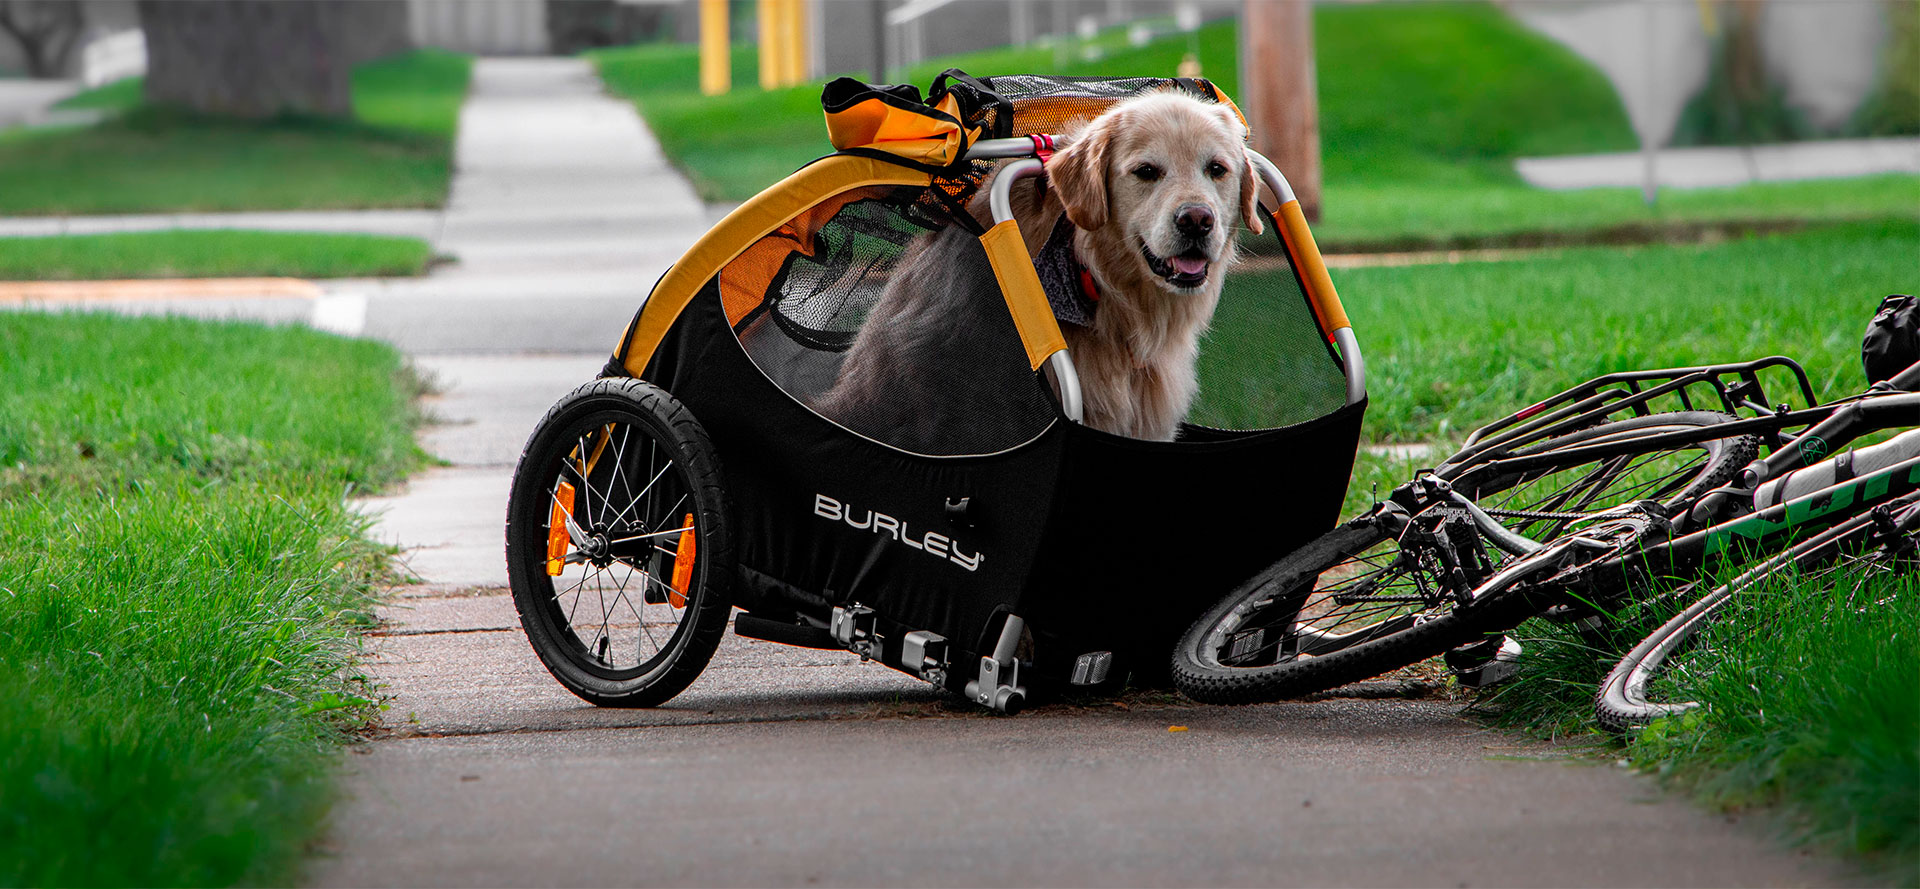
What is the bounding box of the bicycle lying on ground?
[1172,356,1920,705]
[1592,488,1919,731]
[1592,371,1920,729]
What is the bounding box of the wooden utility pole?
[1239,0,1323,221]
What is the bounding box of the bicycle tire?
[1594,492,1920,733]
[505,378,734,708]
[1173,411,1760,704]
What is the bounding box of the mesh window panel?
[1188,244,1349,431]
[980,74,1219,135]
[730,185,1057,456]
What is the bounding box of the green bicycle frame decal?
[1796,434,1831,464]
[1703,459,1920,556]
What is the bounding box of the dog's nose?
[1174,204,1214,237]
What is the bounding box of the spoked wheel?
[1172,411,1761,704]
[1594,492,1920,732]
[1451,411,1762,541]
[505,378,733,707]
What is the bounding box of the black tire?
[1594,492,1920,733]
[506,378,734,707]
[1173,411,1760,705]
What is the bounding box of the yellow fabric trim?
[1273,200,1351,341]
[979,219,1067,371]
[823,93,978,166]
[618,156,932,375]
[1207,86,1249,132]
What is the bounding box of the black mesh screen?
[977,74,1225,136]
[1188,239,1350,431]
[731,186,1057,456]
[979,74,1209,102]
[765,198,934,351]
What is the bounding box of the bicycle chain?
[1481,506,1594,521]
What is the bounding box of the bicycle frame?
[1477,387,1920,609]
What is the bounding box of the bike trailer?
[578,72,1366,708]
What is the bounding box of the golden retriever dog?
[815,89,1261,448]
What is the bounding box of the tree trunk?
[137,0,410,120]
[1239,0,1323,221]
[0,0,85,78]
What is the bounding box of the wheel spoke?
[607,526,695,545]
[618,458,675,531]
[608,564,655,665]
[574,434,595,525]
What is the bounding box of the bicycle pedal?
[1445,635,1523,688]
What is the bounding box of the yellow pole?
[758,0,780,90]
[782,0,808,86]
[699,0,729,96]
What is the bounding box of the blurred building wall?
[1507,0,1890,146]
[818,0,1239,83]
[1760,0,1885,131]
[409,0,549,55]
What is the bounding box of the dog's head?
[1047,90,1263,294]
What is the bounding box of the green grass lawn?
[592,3,1919,246]
[0,230,436,279]
[1217,218,1915,879]
[1481,558,1919,884]
[0,49,471,214]
[0,312,424,884]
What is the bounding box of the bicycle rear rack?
[1446,356,1818,472]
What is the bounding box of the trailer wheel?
[505,378,733,707]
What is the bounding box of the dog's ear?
[1239,149,1265,236]
[1213,105,1265,237]
[1048,118,1110,231]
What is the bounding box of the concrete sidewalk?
[345,57,704,354]
[0,208,442,240]
[316,703,1843,888]
[1518,137,1920,190]
[357,55,706,591]
[0,78,87,129]
[2,58,702,355]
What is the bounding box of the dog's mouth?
[1141,241,1211,289]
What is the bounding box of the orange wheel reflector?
[546,480,576,576]
[668,512,696,607]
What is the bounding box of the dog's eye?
[1131,163,1161,182]
[1206,161,1228,179]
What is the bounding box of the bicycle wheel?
[1173,411,1760,704]
[1594,492,1920,732]
[505,378,734,707]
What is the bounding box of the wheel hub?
[580,530,612,564]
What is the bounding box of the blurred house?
[0,0,1902,147]
[1507,0,1896,146]
[0,0,677,78]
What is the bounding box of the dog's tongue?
[1171,256,1208,276]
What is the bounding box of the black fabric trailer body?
[642,279,1067,683]
[641,273,1364,693]
[599,71,1368,698]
